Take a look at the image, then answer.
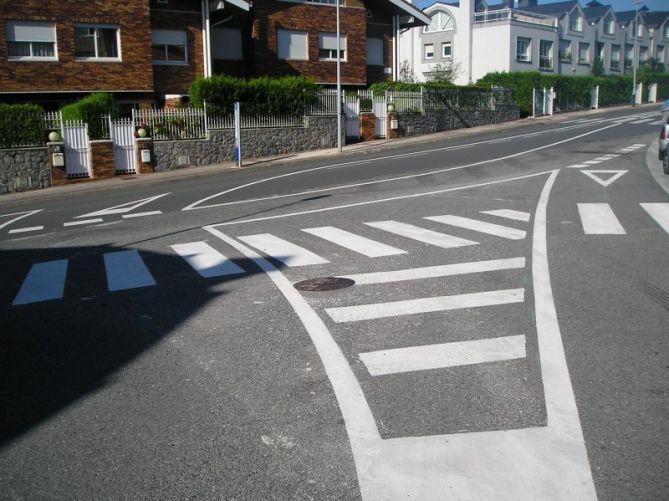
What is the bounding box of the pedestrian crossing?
[566,143,644,169]
[562,111,664,126]
[8,203,669,307]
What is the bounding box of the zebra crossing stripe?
[359,335,527,376]
[631,118,654,124]
[325,288,525,323]
[13,259,68,305]
[302,226,406,257]
[171,241,245,277]
[237,233,329,267]
[480,209,530,222]
[340,257,525,285]
[593,156,613,161]
[640,203,669,234]
[364,221,478,249]
[104,250,156,291]
[567,164,588,169]
[425,215,526,240]
[577,203,626,234]
[582,160,602,165]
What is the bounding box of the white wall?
[472,23,511,82]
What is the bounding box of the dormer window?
[569,12,583,32]
[636,21,643,38]
[604,14,615,35]
[424,11,454,33]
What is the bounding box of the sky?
[415,0,668,11]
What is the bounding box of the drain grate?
[294,277,355,291]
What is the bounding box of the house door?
[111,118,137,174]
[62,122,91,178]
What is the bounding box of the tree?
[398,60,416,83]
[426,62,461,84]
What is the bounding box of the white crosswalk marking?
[364,221,478,249]
[340,257,525,285]
[631,118,654,124]
[302,226,406,257]
[480,209,530,222]
[582,160,602,165]
[640,203,669,234]
[593,156,612,161]
[567,164,588,169]
[359,335,527,376]
[104,250,157,291]
[13,259,68,305]
[171,241,245,277]
[577,203,626,234]
[602,154,620,158]
[326,288,525,323]
[238,233,329,267]
[425,215,526,240]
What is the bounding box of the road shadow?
[0,243,284,447]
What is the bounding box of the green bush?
[476,71,669,116]
[0,103,45,148]
[189,75,318,115]
[60,92,118,139]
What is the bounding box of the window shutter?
[278,29,308,60]
[152,30,186,46]
[6,21,55,42]
[319,33,345,51]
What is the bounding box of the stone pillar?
[90,140,116,179]
[47,142,68,186]
[360,112,376,142]
[387,112,400,139]
[136,138,155,174]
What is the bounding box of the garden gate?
[62,121,91,178]
[110,118,137,174]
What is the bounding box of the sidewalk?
[0,103,659,204]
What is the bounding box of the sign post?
[234,101,242,168]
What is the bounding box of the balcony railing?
[474,9,557,28]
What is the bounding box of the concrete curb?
[0,102,660,205]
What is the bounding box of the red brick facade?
[0,0,153,94]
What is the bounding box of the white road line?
[618,148,636,153]
[580,169,627,187]
[631,118,654,124]
[364,221,478,249]
[77,193,170,218]
[340,257,525,285]
[63,218,104,227]
[632,143,646,147]
[104,250,157,291]
[577,203,626,234]
[301,226,406,257]
[237,233,329,267]
[0,209,43,230]
[425,215,526,240]
[480,209,530,222]
[593,156,612,161]
[13,259,68,305]
[602,154,620,158]
[360,335,527,376]
[326,288,525,323]
[171,241,245,277]
[582,160,602,165]
[566,164,588,169]
[122,211,162,219]
[8,226,44,234]
[640,203,669,233]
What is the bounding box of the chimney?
[517,0,538,8]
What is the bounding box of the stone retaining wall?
[0,147,50,194]
[152,115,340,171]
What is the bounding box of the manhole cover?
[294,277,355,291]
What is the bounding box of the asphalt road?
[0,106,667,500]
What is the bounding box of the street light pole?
[336,0,342,153]
[632,0,644,106]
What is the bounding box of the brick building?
[0,0,428,108]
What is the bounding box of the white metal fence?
[207,112,304,130]
[133,108,206,140]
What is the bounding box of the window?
[636,21,643,38]
[611,44,620,70]
[516,37,531,62]
[305,0,343,4]
[74,25,119,60]
[658,45,665,64]
[151,30,187,64]
[604,14,615,35]
[664,24,669,40]
[596,42,605,61]
[424,11,454,33]
[639,46,648,62]
[442,41,452,59]
[625,44,633,68]
[6,21,57,60]
[559,39,572,62]
[277,29,308,60]
[578,42,590,64]
[539,40,553,70]
[318,32,345,61]
[212,28,242,60]
[366,37,383,65]
[569,12,583,32]
[424,43,434,59]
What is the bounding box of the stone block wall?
[152,115,340,171]
[0,147,50,194]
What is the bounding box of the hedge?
[60,92,118,139]
[0,103,45,149]
[368,81,490,96]
[476,71,669,116]
[189,75,318,115]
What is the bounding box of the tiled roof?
[516,1,579,17]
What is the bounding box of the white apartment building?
[399,0,669,85]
